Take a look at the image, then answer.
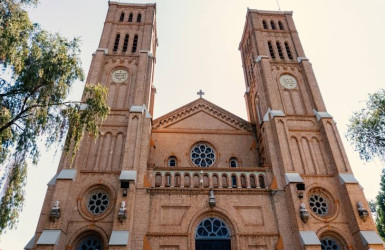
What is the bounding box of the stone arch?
[68,225,109,250]
[317,226,350,250]
[187,208,239,250]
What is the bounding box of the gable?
[152,98,253,132]
[166,110,238,130]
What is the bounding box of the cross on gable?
[197,90,205,98]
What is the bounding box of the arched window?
[250,175,256,188]
[229,157,238,168]
[240,175,247,188]
[184,174,190,187]
[203,174,209,188]
[128,13,133,22]
[285,42,293,59]
[119,12,125,22]
[122,34,129,52]
[195,218,230,249]
[222,175,228,188]
[137,13,142,23]
[268,41,275,59]
[168,156,177,167]
[276,42,284,59]
[193,174,200,188]
[278,21,284,30]
[165,173,171,187]
[132,34,138,53]
[320,234,345,250]
[212,175,219,188]
[231,175,237,188]
[155,173,162,187]
[76,234,104,250]
[113,34,120,52]
[259,175,265,188]
[270,20,276,30]
[262,20,268,29]
[175,174,181,187]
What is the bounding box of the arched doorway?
[195,217,231,250]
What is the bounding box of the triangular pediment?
[152,98,253,132]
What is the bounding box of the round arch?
[188,209,238,250]
[68,225,109,250]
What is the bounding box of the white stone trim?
[360,231,384,245]
[36,230,61,245]
[256,55,269,62]
[119,170,137,182]
[339,173,359,185]
[109,231,130,246]
[313,109,332,121]
[299,231,321,246]
[297,57,309,63]
[285,173,303,184]
[57,169,76,180]
[263,108,285,122]
[24,235,36,249]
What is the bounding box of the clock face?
[279,74,297,89]
[111,69,128,83]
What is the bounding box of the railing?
[151,170,267,189]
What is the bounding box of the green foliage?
[347,89,385,162]
[375,169,385,240]
[0,0,109,234]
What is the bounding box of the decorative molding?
[152,99,252,132]
[313,109,332,121]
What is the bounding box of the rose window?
[87,190,110,215]
[309,194,328,216]
[190,143,216,167]
[321,237,341,250]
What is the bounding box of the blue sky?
[1,0,385,249]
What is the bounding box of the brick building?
[26,2,384,250]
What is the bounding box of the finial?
[197,90,205,98]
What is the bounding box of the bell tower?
[28,2,157,249]
[239,9,382,249]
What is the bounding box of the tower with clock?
[26,2,383,250]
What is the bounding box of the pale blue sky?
[1,0,385,249]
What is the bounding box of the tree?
[0,0,109,234]
[347,89,385,240]
[373,169,385,239]
[347,89,385,162]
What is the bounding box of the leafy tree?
[347,89,385,162]
[347,89,385,240]
[0,0,109,233]
[375,169,385,240]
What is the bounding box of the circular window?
[190,142,216,167]
[307,187,337,220]
[87,190,110,215]
[309,194,328,216]
[77,235,103,250]
[321,237,342,250]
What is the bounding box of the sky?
[1,0,385,249]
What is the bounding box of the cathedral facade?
[26,2,384,250]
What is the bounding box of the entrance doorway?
[195,218,231,250]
